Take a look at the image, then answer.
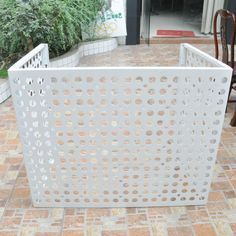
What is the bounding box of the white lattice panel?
[8,44,232,207]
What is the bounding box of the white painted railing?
[8,43,232,207]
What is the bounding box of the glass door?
[182,0,204,36]
[141,0,151,44]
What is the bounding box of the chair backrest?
[213,9,236,69]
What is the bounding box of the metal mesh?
[8,44,232,207]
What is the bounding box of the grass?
[0,69,8,78]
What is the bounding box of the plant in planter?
[0,0,108,68]
[0,70,8,79]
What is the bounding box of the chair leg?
[226,82,233,113]
[230,106,236,126]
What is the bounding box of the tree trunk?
[27,37,34,51]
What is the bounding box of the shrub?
[0,69,8,78]
[0,0,108,67]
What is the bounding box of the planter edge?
[50,38,118,67]
[0,79,11,104]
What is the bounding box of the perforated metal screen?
[8,44,232,207]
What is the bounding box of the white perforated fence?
[8,44,232,207]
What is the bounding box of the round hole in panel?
[149,77,156,83]
[221,77,227,83]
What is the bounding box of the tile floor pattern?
[0,44,236,235]
[79,44,215,67]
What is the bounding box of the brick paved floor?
[0,44,236,235]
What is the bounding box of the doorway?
[137,0,228,44]
[150,0,204,38]
[140,0,226,40]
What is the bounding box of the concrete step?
[140,37,214,44]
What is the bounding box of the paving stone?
[1,43,236,235]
